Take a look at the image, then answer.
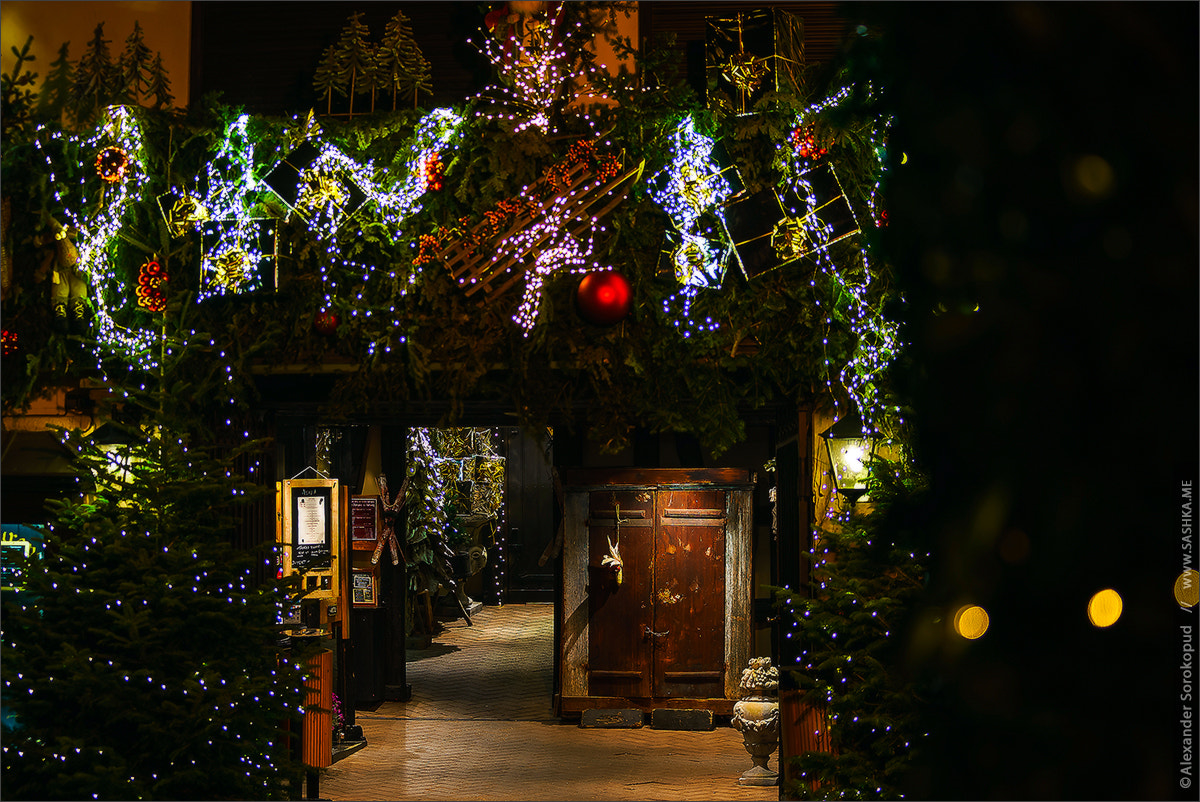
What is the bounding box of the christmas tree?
[0,323,311,799]
[771,452,930,799]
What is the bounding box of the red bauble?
[314,310,339,336]
[576,270,632,326]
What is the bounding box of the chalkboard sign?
[292,485,332,571]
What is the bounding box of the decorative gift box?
[721,164,861,280]
[705,8,805,115]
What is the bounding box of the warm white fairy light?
[499,194,606,334]
[471,10,606,134]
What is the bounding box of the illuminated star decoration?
[776,85,903,430]
[646,115,734,338]
[473,3,607,134]
[33,105,160,370]
[194,115,279,301]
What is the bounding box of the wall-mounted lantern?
[819,409,877,505]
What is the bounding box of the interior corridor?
[320,603,779,801]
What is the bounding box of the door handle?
[644,626,669,639]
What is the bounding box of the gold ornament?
[771,216,810,260]
[723,51,769,95]
[212,248,250,292]
[297,165,348,213]
[167,193,209,237]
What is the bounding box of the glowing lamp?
[819,409,877,505]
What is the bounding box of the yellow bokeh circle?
[1087,589,1123,628]
[1175,570,1199,608]
[953,605,989,640]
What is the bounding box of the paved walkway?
[320,603,779,801]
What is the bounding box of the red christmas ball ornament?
[576,270,632,326]
[314,310,340,336]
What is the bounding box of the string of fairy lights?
[33,106,161,373]
[647,115,733,337]
[471,7,609,134]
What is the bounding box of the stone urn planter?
[730,656,780,786]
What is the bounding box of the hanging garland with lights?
[1,3,904,459]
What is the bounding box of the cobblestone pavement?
[320,603,779,801]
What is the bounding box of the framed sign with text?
[350,494,380,549]
[351,567,379,607]
[277,477,341,602]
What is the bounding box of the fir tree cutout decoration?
[146,52,173,109]
[1,35,38,139]
[69,23,116,123]
[376,9,432,110]
[116,21,154,105]
[36,42,75,123]
[329,11,376,118]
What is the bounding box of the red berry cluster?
[1,328,18,357]
[423,153,446,191]
[791,127,828,161]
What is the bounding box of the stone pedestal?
[730,657,780,786]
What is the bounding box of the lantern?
[819,409,877,504]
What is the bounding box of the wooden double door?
[559,469,754,714]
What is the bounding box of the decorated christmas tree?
[771,450,930,799]
[0,325,311,800]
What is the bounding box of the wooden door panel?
[652,488,726,699]
[587,489,654,699]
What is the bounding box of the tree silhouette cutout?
[37,42,74,122]
[116,21,153,105]
[377,9,431,110]
[312,10,433,117]
[70,23,116,120]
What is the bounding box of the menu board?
[350,495,380,546]
[292,485,332,570]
